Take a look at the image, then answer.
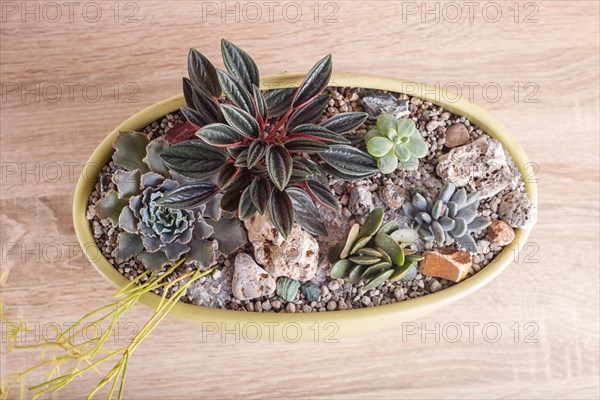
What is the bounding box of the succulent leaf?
[348,264,366,284]
[358,207,384,238]
[349,236,372,255]
[144,139,170,177]
[362,262,391,280]
[406,137,429,158]
[113,131,150,172]
[377,149,399,174]
[138,251,171,271]
[367,136,394,157]
[187,239,218,268]
[331,259,353,279]
[389,228,419,244]
[376,113,396,131]
[374,234,404,266]
[205,217,247,255]
[116,232,144,260]
[349,255,381,266]
[378,220,400,235]
[363,270,394,291]
[113,169,141,199]
[95,190,129,226]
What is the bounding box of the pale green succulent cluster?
[95,131,247,271]
[328,208,423,291]
[364,113,429,173]
[403,182,491,252]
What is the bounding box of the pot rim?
[73,72,537,327]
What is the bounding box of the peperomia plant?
[158,40,379,238]
[364,113,429,173]
[95,131,247,270]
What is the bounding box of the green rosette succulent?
[96,131,247,271]
[364,113,429,173]
[328,208,423,290]
[402,182,491,252]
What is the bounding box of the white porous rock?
[244,213,319,282]
[498,190,537,228]
[436,136,513,199]
[232,253,276,301]
[349,186,374,215]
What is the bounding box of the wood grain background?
[1,1,599,398]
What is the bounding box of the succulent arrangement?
[158,39,379,238]
[365,113,429,173]
[95,131,246,270]
[403,182,491,252]
[328,208,423,291]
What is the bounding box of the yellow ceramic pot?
[73,73,537,342]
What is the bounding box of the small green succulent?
[364,113,429,173]
[403,182,491,252]
[328,208,423,291]
[95,131,247,270]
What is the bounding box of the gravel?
[86,86,527,313]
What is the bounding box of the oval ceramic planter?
[73,73,537,342]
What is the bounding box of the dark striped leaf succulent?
[403,182,491,252]
[160,40,379,238]
[329,208,423,291]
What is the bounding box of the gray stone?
[232,253,276,301]
[498,191,537,228]
[361,93,409,119]
[349,186,374,215]
[436,136,513,198]
[245,213,319,282]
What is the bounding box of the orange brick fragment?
[420,248,473,283]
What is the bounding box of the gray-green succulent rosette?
[95,131,246,271]
[364,113,429,173]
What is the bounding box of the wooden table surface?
[1,1,599,399]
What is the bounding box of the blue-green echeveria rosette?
[95,130,246,271]
[117,172,217,271]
